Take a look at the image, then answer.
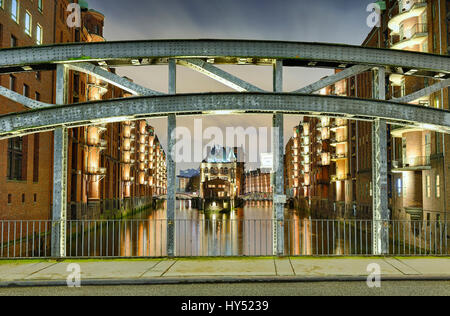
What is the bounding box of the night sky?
[85,0,375,171]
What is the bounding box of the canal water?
[67,201,374,257]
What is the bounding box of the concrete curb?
[1,275,450,288]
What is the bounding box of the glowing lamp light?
[93,116,132,124]
[203,110,244,115]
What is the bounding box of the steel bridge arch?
[1,39,449,258]
[0,39,449,80]
[0,93,449,139]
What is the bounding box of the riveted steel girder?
[393,78,450,104]
[51,127,68,258]
[178,59,265,92]
[0,85,49,109]
[167,114,176,257]
[167,60,176,257]
[0,40,449,75]
[294,65,372,94]
[67,62,163,96]
[372,67,389,256]
[51,64,68,258]
[0,93,450,140]
[273,61,284,256]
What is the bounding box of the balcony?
[391,125,431,138]
[388,0,427,34]
[301,135,310,143]
[87,138,107,150]
[391,23,428,50]
[331,153,348,161]
[97,125,107,134]
[331,174,348,182]
[87,81,109,96]
[86,167,107,176]
[330,136,348,147]
[330,120,347,131]
[126,135,136,141]
[121,159,132,165]
[392,156,431,172]
[404,207,423,221]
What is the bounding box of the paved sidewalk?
[0,257,449,287]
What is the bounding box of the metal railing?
[399,23,428,41]
[392,156,431,168]
[398,0,426,13]
[0,219,448,258]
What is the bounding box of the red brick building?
[0,0,166,221]
[285,0,450,222]
[244,169,272,198]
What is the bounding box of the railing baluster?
[14,221,16,258]
[20,221,22,258]
[1,221,4,258]
[88,220,91,257]
[82,221,85,257]
[287,219,291,257]
[315,220,318,256]
[37,222,40,258]
[3,217,448,259]
[113,221,116,257]
[424,221,427,255]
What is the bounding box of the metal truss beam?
[0,40,449,75]
[167,113,176,257]
[51,64,68,258]
[51,127,68,257]
[372,119,389,255]
[273,60,284,256]
[167,59,176,257]
[67,62,163,96]
[0,93,450,139]
[178,59,264,92]
[0,85,49,109]
[393,78,450,103]
[293,65,372,94]
[372,67,389,256]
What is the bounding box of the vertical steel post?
[51,64,68,258]
[167,59,177,257]
[372,67,389,255]
[273,60,285,256]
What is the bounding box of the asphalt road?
[0,281,449,296]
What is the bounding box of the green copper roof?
[78,0,89,9]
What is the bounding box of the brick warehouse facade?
[0,0,167,221]
[286,0,450,222]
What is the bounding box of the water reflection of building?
[244,169,272,200]
[200,146,245,200]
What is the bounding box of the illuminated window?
[36,24,43,45]
[435,95,441,109]
[7,137,24,180]
[397,178,402,197]
[24,11,32,35]
[11,0,19,23]
[436,175,441,198]
[426,176,431,198]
